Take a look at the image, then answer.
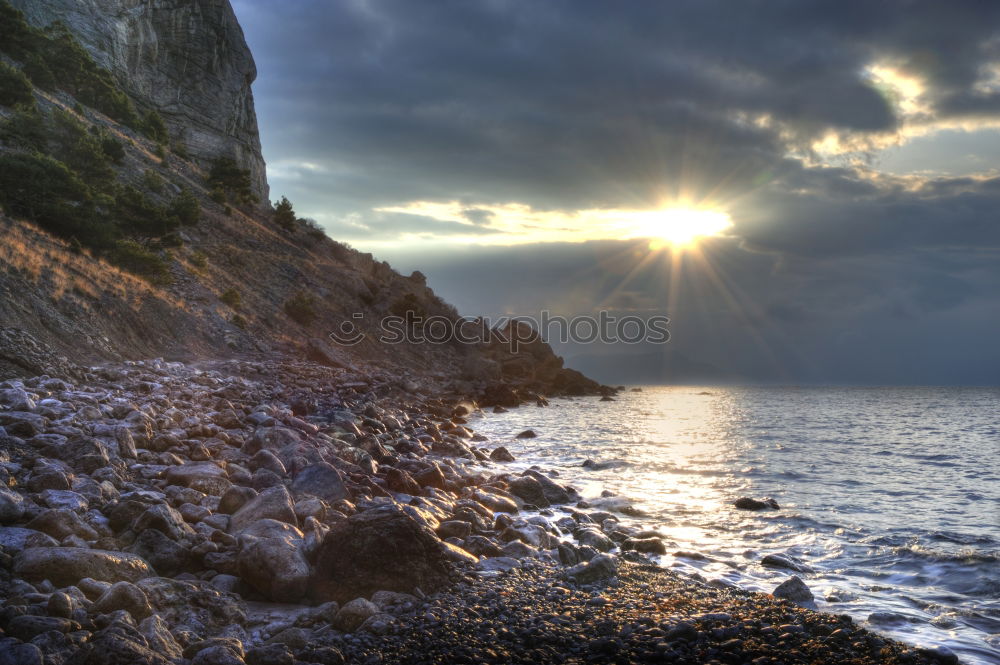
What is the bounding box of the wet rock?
[565,554,618,584]
[312,504,455,603]
[436,520,472,540]
[733,497,780,510]
[14,547,154,586]
[229,485,297,534]
[761,553,811,572]
[773,575,814,603]
[622,537,666,554]
[515,429,537,439]
[412,463,446,490]
[385,467,421,495]
[91,581,153,619]
[489,446,515,462]
[507,476,551,508]
[290,463,349,503]
[244,426,301,456]
[522,470,572,504]
[574,527,614,552]
[0,526,58,549]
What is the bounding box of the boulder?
[0,487,25,523]
[244,426,301,456]
[229,485,297,534]
[14,547,153,586]
[733,497,780,510]
[522,470,572,504]
[312,504,455,603]
[127,528,193,576]
[165,463,230,495]
[515,429,537,439]
[331,597,379,632]
[773,575,814,604]
[507,476,550,508]
[565,553,618,584]
[489,446,515,462]
[91,581,153,619]
[26,508,98,541]
[237,520,310,603]
[622,537,666,554]
[290,463,349,503]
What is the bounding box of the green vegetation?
[108,239,171,285]
[0,107,46,151]
[143,110,168,144]
[100,133,125,164]
[208,157,257,205]
[274,196,296,231]
[143,169,164,193]
[284,291,318,325]
[169,188,200,225]
[190,251,208,271]
[0,61,34,108]
[231,314,247,329]
[302,217,327,241]
[221,288,242,308]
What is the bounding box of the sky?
[231,0,1000,384]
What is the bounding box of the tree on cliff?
[274,196,296,231]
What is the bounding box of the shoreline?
[0,357,959,664]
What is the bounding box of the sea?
[469,386,1000,665]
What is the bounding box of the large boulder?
[228,485,296,534]
[290,462,349,503]
[0,487,25,523]
[311,504,456,603]
[165,463,230,496]
[14,547,153,586]
[507,476,550,508]
[522,470,572,504]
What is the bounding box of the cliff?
[8,0,268,203]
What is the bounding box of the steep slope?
[0,1,603,402]
[8,0,267,203]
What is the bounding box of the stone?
[516,429,537,439]
[0,526,58,549]
[219,486,257,514]
[436,520,472,540]
[138,615,184,661]
[522,470,572,504]
[761,553,811,572]
[133,503,196,541]
[622,537,666,554]
[507,476,551,508]
[244,427,301,456]
[91,581,153,619]
[384,467,421,495]
[229,485,297,534]
[14,547,154,586]
[312,504,455,603]
[237,521,310,603]
[246,644,294,665]
[412,463,446,490]
[733,497,780,510]
[331,597,379,632]
[575,527,614,552]
[0,640,44,665]
[565,553,618,584]
[165,463,229,494]
[0,487,25,523]
[290,463,349,503]
[70,623,174,665]
[5,615,79,641]
[26,508,98,541]
[136,577,246,634]
[127,528,192,576]
[489,446,515,462]
[773,575,814,603]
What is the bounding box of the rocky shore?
[0,358,959,664]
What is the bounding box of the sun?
[627,207,733,250]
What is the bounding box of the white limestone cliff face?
[11,0,269,203]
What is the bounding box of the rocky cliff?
[9,0,268,203]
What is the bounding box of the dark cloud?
[230,0,1000,383]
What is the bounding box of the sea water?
[470,386,1000,665]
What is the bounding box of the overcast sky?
[232,0,1000,384]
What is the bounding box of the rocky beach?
[0,355,963,664]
